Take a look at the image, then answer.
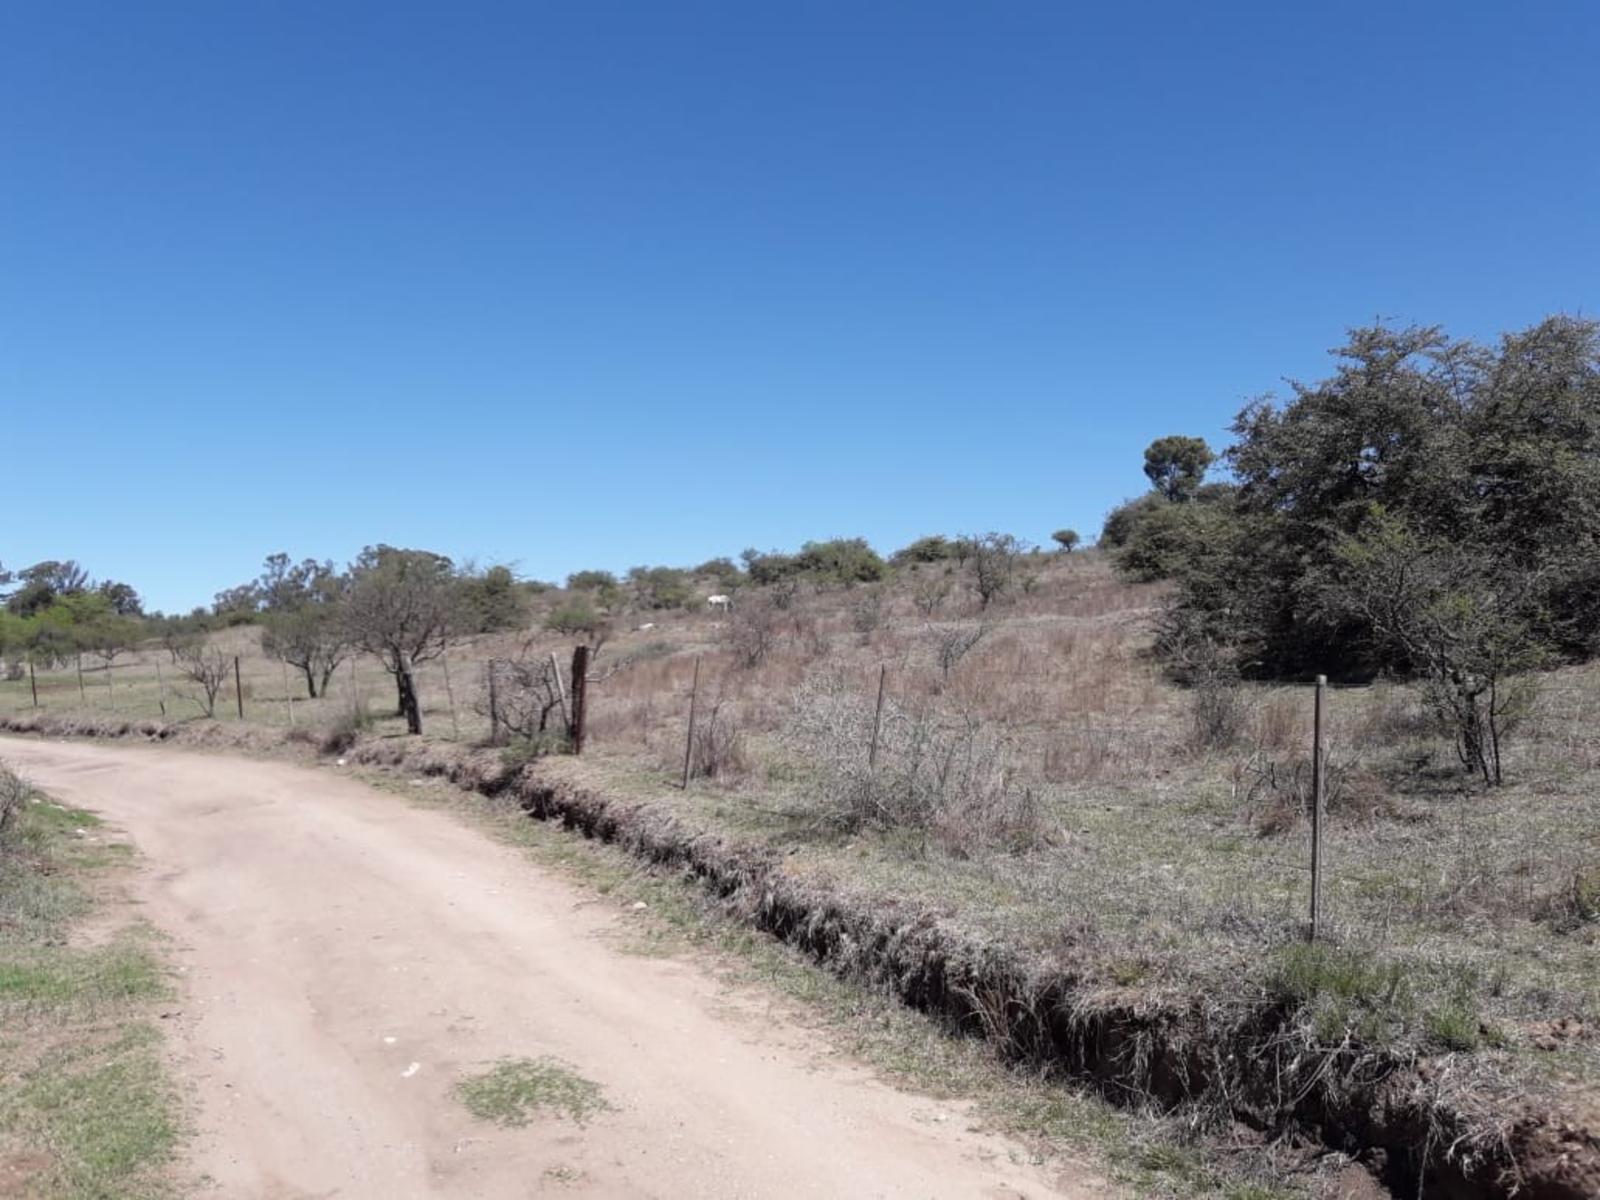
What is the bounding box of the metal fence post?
[1310,674,1327,942]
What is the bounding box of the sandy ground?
[2,737,1104,1200]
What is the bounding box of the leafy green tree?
[458,565,525,633]
[1146,315,1599,685]
[793,538,885,585]
[889,535,956,566]
[627,565,693,610]
[5,560,90,617]
[691,557,744,589]
[1050,529,1080,553]
[1142,436,1215,502]
[740,548,801,585]
[545,600,611,653]
[566,569,618,592]
[96,580,143,616]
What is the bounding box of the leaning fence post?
[155,659,166,718]
[569,645,590,754]
[868,664,888,771]
[234,655,245,720]
[681,655,702,789]
[1310,673,1327,942]
[29,659,38,708]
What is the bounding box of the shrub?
[545,601,611,650]
[966,532,1026,609]
[687,701,748,781]
[0,764,28,849]
[566,570,618,592]
[723,596,781,669]
[911,573,952,617]
[783,669,1049,852]
[318,705,372,756]
[627,565,694,610]
[890,535,956,566]
[794,537,886,585]
[850,587,885,637]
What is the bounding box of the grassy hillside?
[4,550,1597,1108]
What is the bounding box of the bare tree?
[177,643,232,717]
[912,573,952,617]
[480,654,569,742]
[1317,515,1550,785]
[724,594,781,668]
[343,546,459,735]
[929,621,988,681]
[263,605,351,698]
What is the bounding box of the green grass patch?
[454,1056,612,1127]
[0,771,180,1198]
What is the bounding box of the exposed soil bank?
[5,710,1596,1199]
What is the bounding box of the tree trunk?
[396,660,422,735]
[319,661,338,698]
[303,664,318,699]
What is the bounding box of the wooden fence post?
[868,664,888,771]
[681,655,702,789]
[76,654,86,704]
[569,645,590,754]
[155,659,167,718]
[234,656,245,720]
[29,659,38,708]
[1310,674,1327,942]
[487,661,501,745]
[281,658,294,727]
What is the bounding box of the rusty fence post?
[569,645,590,754]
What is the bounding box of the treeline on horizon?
[4,312,1594,780]
[0,531,1077,732]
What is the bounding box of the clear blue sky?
[3,3,1596,613]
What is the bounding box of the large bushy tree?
[344,546,460,734]
[1120,316,1600,761]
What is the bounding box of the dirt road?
[2,737,1099,1199]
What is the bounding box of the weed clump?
[454,1056,611,1126]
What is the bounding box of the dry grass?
[5,551,1598,1107]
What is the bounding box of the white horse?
[706,594,732,613]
